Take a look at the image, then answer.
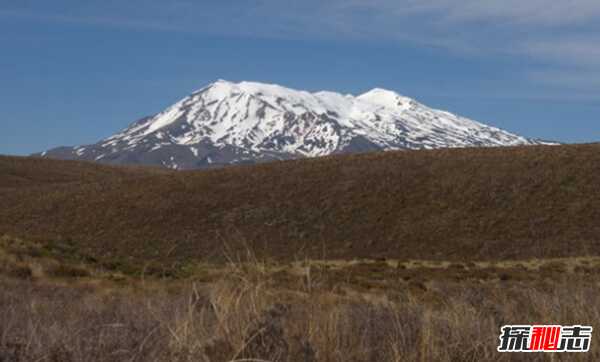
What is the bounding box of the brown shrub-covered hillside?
[1,144,600,267]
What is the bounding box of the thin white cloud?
[529,69,600,91]
[340,0,600,26]
[3,1,600,92]
[0,9,193,32]
[325,1,600,90]
[522,37,600,68]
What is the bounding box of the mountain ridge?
[38,80,550,169]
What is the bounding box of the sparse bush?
[47,264,91,278]
[10,265,33,279]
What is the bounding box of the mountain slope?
[38,80,546,169]
[3,144,600,267]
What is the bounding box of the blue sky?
[1,0,599,155]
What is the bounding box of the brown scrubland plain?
[0,236,599,362]
[1,145,600,361]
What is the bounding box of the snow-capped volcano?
[39,80,547,169]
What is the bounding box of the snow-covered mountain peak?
[357,88,416,110]
[39,80,549,170]
[202,80,310,99]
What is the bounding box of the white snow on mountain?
[40,80,550,169]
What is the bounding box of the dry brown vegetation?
[1,261,599,361]
[1,236,599,361]
[2,146,600,361]
[2,144,600,269]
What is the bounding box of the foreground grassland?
[1,236,599,362]
[3,146,600,361]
